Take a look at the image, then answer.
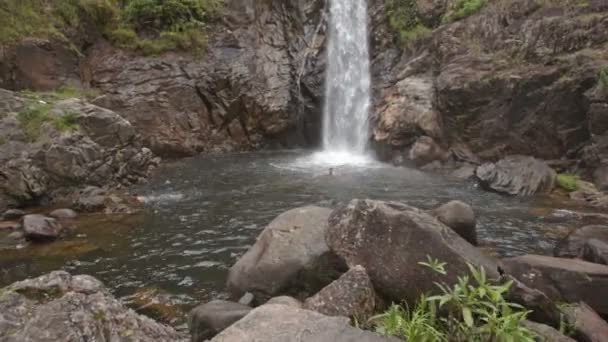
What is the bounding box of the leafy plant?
[443,0,487,23]
[370,258,537,342]
[386,0,433,46]
[418,255,447,275]
[557,173,580,192]
[599,67,608,89]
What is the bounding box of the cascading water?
[320,0,371,163]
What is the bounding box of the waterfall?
[322,0,371,158]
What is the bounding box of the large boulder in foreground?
[227,206,345,301]
[189,300,252,342]
[563,303,608,342]
[501,255,608,316]
[0,271,185,342]
[475,156,556,196]
[304,265,376,320]
[326,199,498,303]
[210,304,396,342]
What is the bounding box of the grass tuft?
[387,0,433,46]
[557,173,580,192]
[443,0,487,23]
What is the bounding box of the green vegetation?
[17,87,83,141]
[443,0,487,23]
[0,0,223,55]
[370,259,536,342]
[0,136,6,146]
[386,0,433,46]
[557,173,580,192]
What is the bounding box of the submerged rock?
[125,287,186,326]
[22,214,63,240]
[475,156,556,196]
[501,255,608,316]
[210,304,395,342]
[326,199,498,304]
[189,300,252,342]
[227,206,346,301]
[304,265,376,319]
[0,271,185,342]
[430,200,477,245]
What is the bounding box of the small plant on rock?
[599,67,608,90]
[370,259,536,341]
[557,173,580,192]
[443,0,487,23]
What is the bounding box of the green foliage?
[386,0,432,46]
[370,260,536,342]
[443,0,487,23]
[0,0,221,55]
[557,173,580,192]
[17,102,54,141]
[558,303,576,337]
[0,136,6,146]
[418,256,447,275]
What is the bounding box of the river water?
[0,151,578,310]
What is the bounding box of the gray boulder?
[266,296,302,308]
[430,200,477,245]
[409,136,448,167]
[304,265,376,319]
[326,199,498,304]
[581,239,608,265]
[2,209,26,220]
[22,214,63,240]
[74,186,108,212]
[210,304,397,342]
[563,303,608,342]
[189,300,252,342]
[475,156,556,196]
[501,255,608,316]
[0,271,186,342]
[49,208,78,220]
[555,225,608,259]
[521,320,575,342]
[227,206,345,301]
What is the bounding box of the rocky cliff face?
[370,0,608,176]
[1,0,607,170]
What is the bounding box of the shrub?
[387,0,432,46]
[52,111,80,132]
[557,173,580,192]
[443,0,487,23]
[17,102,54,141]
[123,0,222,31]
[370,259,537,342]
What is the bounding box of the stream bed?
[0,150,585,310]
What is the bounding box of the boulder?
[430,200,477,245]
[227,206,345,301]
[210,304,396,342]
[501,255,608,316]
[49,208,78,220]
[304,265,376,319]
[521,320,576,342]
[475,156,556,196]
[581,239,608,265]
[593,165,608,191]
[266,296,303,308]
[73,186,108,212]
[0,271,185,342]
[563,303,608,342]
[326,199,498,304]
[189,300,252,342]
[2,209,26,220]
[502,275,562,326]
[22,214,63,240]
[408,136,448,167]
[555,225,608,258]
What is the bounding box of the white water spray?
[319,0,371,164]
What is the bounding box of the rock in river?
[326,199,498,304]
[0,271,186,342]
[22,214,63,240]
[475,156,556,196]
[227,206,346,301]
[430,200,477,245]
[189,300,252,342]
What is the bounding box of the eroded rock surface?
[0,271,186,342]
[475,156,556,196]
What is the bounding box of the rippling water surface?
[0,151,578,308]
